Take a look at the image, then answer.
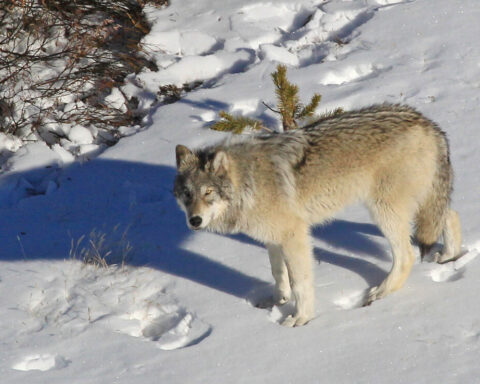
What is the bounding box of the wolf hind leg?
[366,202,416,305]
[435,209,462,264]
[415,148,461,262]
[415,192,448,261]
[415,197,462,263]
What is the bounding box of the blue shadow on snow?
[0,158,388,298]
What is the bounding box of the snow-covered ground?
[1,0,480,382]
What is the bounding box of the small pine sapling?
[270,64,322,131]
[210,64,342,134]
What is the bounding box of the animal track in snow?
[21,262,211,351]
[111,303,212,351]
[429,247,479,283]
[333,290,368,310]
[12,354,69,372]
[282,2,376,64]
[232,3,311,49]
[430,265,465,282]
[319,63,378,85]
[371,0,413,5]
[246,285,298,324]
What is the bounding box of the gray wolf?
[173,104,462,327]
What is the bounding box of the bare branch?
[0,0,160,149]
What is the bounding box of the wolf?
[173,104,462,327]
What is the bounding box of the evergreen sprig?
[210,64,343,134]
[271,65,300,130]
[271,65,323,131]
[211,111,263,134]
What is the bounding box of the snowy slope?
[1,0,480,383]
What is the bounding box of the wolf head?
[173,144,233,231]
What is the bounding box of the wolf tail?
[415,130,462,262]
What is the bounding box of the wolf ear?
[176,144,196,171]
[211,150,229,176]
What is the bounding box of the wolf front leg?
[255,245,292,309]
[267,244,291,305]
[279,227,315,327]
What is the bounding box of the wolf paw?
[434,249,468,264]
[280,314,312,327]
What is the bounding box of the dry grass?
[69,226,133,268]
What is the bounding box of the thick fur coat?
[174,104,462,326]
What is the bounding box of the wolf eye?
[204,188,213,196]
[183,188,192,199]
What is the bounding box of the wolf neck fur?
[208,147,257,235]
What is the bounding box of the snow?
[259,44,301,66]
[1,0,480,383]
[67,125,94,145]
[12,353,69,372]
[144,29,217,56]
[140,50,254,88]
[0,133,22,153]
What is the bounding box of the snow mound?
[259,44,300,66]
[139,50,254,89]
[19,261,211,351]
[231,3,309,49]
[319,63,377,85]
[144,30,217,56]
[12,354,69,372]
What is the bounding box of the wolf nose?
[189,216,202,228]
